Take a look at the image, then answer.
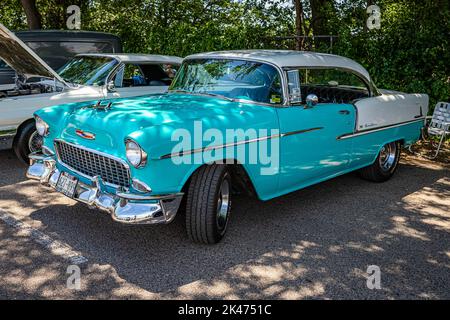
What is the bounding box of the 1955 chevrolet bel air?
[27,50,429,244]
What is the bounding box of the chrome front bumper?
[26,153,183,225]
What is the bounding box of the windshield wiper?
[169,89,235,102]
[198,92,235,102]
[169,89,190,93]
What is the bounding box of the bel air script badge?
[75,129,96,140]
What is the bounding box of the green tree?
[0,0,448,108]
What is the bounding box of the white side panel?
[354,92,429,131]
[0,85,170,132]
[0,86,104,129]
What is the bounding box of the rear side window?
[295,68,370,104]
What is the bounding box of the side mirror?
[305,94,318,108]
[106,80,116,92]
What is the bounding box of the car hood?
[0,23,66,83]
[52,93,278,159]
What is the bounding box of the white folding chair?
[427,102,450,159]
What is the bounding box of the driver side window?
[112,63,148,88]
[122,64,146,87]
[112,63,178,88]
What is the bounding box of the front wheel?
[13,121,43,164]
[185,164,232,244]
[358,141,401,182]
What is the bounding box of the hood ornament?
[92,100,112,111]
[75,129,96,140]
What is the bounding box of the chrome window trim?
[105,59,124,87]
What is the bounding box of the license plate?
[56,172,78,198]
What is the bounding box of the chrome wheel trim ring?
[379,142,397,172]
[216,178,230,233]
[28,130,43,153]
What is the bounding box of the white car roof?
[186,50,372,83]
[76,53,183,65]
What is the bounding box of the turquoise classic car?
[27,50,429,244]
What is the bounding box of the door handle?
[339,110,350,115]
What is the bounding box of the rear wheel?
[185,164,232,244]
[358,141,401,182]
[13,121,43,164]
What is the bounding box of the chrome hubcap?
[29,131,43,153]
[216,178,230,232]
[379,142,397,171]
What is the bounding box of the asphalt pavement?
[0,149,449,299]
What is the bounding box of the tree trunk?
[294,0,305,51]
[20,0,42,30]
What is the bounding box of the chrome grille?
[55,141,130,187]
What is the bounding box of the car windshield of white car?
[169,59,283,105]
[57,56,118,86]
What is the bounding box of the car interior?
[299,68,370,104]
[120,63,176,87]
[301,84,370,104]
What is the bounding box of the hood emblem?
[75,129,96,140]
[92,100,112,111]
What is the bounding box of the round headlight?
[126,139,147,168]
[35,116,49,136]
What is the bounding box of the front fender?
[127,103,281,199]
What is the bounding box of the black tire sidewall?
[211,170,232,241]
[13,121,36,164]
[186,164,232,244]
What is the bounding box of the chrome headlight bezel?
[125,139,147,168]
[35,116,49,137]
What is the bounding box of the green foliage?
[334,0,450,110]
[0,0,448,109]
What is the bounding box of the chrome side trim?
[160,127,323,159]
[337,118,426,140]
[281,127,324,137]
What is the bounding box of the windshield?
[57,56,118,86]
[169,59,283,104]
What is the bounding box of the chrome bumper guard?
[26,153,183,225]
